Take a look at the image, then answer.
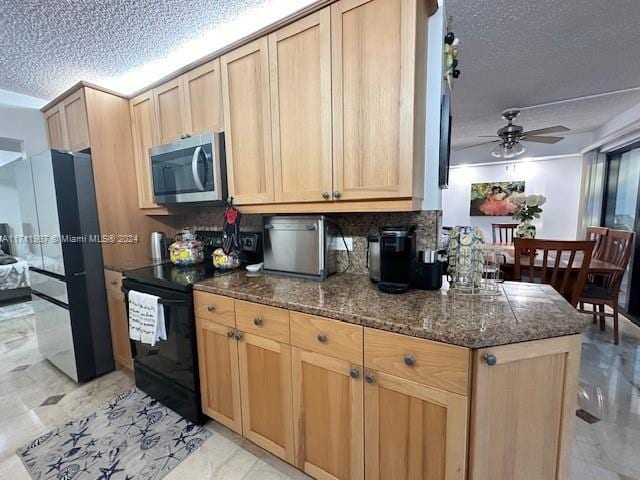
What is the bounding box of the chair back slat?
[602,230,635,292]
[586,226,609,259]
[492,223,519,244]
[513,238,595,307]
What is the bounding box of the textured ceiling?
[448,0,640,148]
[0,0,314,99]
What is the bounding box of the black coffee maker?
[368,226,416,294]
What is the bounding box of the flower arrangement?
[512,194,546,223]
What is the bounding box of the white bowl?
[246,262,263,273]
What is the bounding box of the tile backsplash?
[178,208,441,275]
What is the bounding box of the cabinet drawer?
[290,312,363,364]
[364,328,470,396]
[104,269,123,296]
[235,300,290,343]
[194,291,235,328]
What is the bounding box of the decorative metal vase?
[447,226,485,290]
[516,220,536,239]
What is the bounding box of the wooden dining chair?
[492,223,519,244]
[585,226,609,259]
[579,229,635,345]
[513,238,595,308]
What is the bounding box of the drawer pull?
[227,330,235,338]
[207,305,216,312]
[317,332,328,343]
[253,317,264,326]
[483,353,497,366]
[235,331,244,341]
[365,373,375,384]
[404,354,416,366]
[350,368,360,379]
[322,191,330,199]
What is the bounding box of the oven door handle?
[121,288,186,306]
[191,146,205,191]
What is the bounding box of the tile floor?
[0,300,638,479]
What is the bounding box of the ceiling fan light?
[491,142,526,159]
[512,142,526,156]
[490,144,505,158]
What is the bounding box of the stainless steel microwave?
[149,132,227,204]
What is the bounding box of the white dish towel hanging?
[128,290,167,346]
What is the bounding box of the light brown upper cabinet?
[153,78,186,145]
[61,89,91,151]
[331,0,426,201]
[221,38,275,205]
[153,60,224,146]
[183,58,224,135]
[130,90,170,214]
[44,104,66,150]
[269,8,333,203]
[44,90,90,151]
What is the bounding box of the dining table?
[486,243,624,278]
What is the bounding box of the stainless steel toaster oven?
[262,216,337,280]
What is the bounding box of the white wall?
[422,0,445,210]
[443,155,584,241]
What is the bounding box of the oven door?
[122,279,199,392]
[149,132,226,204]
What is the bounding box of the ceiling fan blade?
[453,140,501,151]
[522,125,570,136]
[523,135,564,144]
[477,135,501,138]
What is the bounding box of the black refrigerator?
[23,150,114,382]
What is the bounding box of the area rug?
[17,388,211,480]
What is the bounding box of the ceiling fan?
[462,109,570,159]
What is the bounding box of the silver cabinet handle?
[332,191,341,199]
[207,305,216,312]
[483,354,497,366]
[191,146,205,191]
[253,317,263,326]
[404,354,416,366]
[227,330,235,338]
[365,373,375,384]
[350,368,360,379]
[317,332,327,343]
[322,191,330,199]
[235,331,244,341]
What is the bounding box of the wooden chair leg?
[613,303,620,345]
[591,303,597,324]
[598,304,606,331]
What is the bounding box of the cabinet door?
[292,347,364,480]
[61,89,90,151]
[44,104,67,150]
[195,318,243,434]
[237,332,295,463]
[221,38,274,204]
[364,370,468,480]
[130,90,166,211]
[269,8,333,203]
[469,336,581,480]
[104,271,133,370]
[331,0,418,200]
[183,58,224,135]
[154,78,187,145]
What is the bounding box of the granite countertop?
[194,272,590,349]
[104,259,166,273]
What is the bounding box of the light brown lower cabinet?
[237,332,295,464]
[291,347,364,480]
[104,269,132,370]
[195,318,243,434]
[364,369,468,480]
[194,292,581,480]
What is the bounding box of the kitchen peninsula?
[193,272,589,480]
